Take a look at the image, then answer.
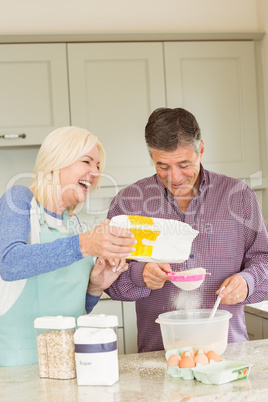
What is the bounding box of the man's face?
[150,141,205,200]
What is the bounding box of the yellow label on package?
[109,215,199,263]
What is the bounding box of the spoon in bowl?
[209,286,225,319]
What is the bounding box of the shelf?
[0,32,265,44]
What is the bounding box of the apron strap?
[39,204,46,226]
[39,204,75,235]
[63,210,75,236]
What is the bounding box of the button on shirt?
[106,165,268,353]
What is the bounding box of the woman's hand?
[87,258,128,296]
[80,219,136,259]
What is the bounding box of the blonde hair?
[31,126,105,214]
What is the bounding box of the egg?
[179,356,195,369]
[194,352,209,365]
[167,354,181,366]
[206,350,221,362]
[194,349,204,357]
[181,350,195,360]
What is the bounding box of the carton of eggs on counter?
[166,346,251,384]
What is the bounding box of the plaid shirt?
[106,165,268,352]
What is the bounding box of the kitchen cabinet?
[67,41,261,186]
[245,311,268,340]
[90,298,138,355]
[245,311,263,340]
[122,301,138,354]
[165,41,260,179]
[0,44,70,146]
[0,40,261,185]
[263,318,268,338]
[244,301,268,340]
[67,42,166,187]
[89,299,125,355]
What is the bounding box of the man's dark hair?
[145,107,201,153]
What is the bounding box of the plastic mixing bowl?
[155,309,232,355]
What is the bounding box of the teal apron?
[0,205,94,366]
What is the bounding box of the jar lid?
[77,314,118,328]
[34,316,76,329]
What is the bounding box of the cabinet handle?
[0,133,26,139]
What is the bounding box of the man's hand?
[143,262,172,290]
[216,274,248,305]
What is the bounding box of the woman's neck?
[44,200,66,215]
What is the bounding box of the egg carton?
[165,346,251,384]
[166,346,195,380]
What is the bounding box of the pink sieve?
[166,272,211,282]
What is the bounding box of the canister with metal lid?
[75,314,119,385]
[34,315,76,380]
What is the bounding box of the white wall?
[0,0,259,34]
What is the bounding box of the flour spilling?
[174,288,203,310]
[110,215,198,263]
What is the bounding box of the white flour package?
[110,215,199,263]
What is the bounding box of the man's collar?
[198,164,206,193]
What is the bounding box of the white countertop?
[244,301,268,319]
[1,339,268,401]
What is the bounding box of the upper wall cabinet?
[67,43,166,187]
[0,44,70,147]
[164,41,260,179]
[0,40,261,187]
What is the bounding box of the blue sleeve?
[0,185,84,281]
[85,292,100,313]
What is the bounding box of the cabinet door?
[0,44,70,146]
[90,299,125,354]
[262,318,268,339]
[67,43,166,187]
[122,302,138,354]
[165,42,260,179]
[245,312,263,340]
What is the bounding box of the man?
[106,107,268,353]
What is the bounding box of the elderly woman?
[0,126,135,366]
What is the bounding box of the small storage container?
[34,316,76,380]
[75,314,119,386]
